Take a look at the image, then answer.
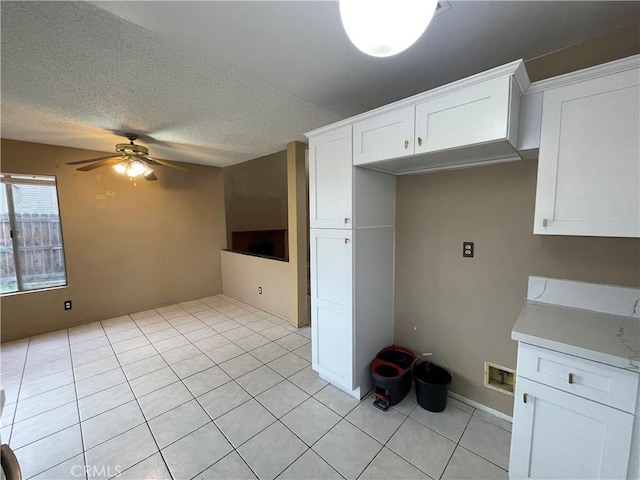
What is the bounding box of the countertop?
[512,301,640,371]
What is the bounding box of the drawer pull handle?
[542,218,548,227]
[344,238,350,244]
[568,373,574,384]
[344,217,350,224]
[523,393,528,404]
[404,140,409,149]
[417,137,423,147]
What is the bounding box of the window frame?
[1,173,68,295]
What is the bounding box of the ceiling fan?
[67,133,191,181]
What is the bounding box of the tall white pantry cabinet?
[307,125,396,398]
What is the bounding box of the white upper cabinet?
[309,125,353,229]
[353,106,415,165]
[414,75,514,154]
[533,56,640,238]
[346,60,529,173]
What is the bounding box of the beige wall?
[394,160,640,415]
[224,150,288,248]
[1,139,227,341]
[394,19,640,417]
[220,250,289,319]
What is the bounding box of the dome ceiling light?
[339,0,439,57]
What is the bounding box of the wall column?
[287,141,309,327]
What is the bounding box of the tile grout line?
[14,330,86,480]
[295,396,372,479]
[113,301,285,477]
[4,299,252,477]
[455,408,510,473]
[4,335,33,445]
[97,312,175,480]
[455,444,509,474]
[436,411,475,480]
[138,301,270,479]
[11,299,461,480]
[149,301,312,478]
[471,409,513,434]
[67,328,89,480]
[19,339,504,479]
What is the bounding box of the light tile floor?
[0,294,510,480]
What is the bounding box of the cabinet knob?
[542,218,548,227]
[523,393,528,404]
[568,373,574,384]
[417,137,423,147]
[344,238,350,244]
[344,217,350,224]
[404,140,409,149]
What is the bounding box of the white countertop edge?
[512,331,639,372]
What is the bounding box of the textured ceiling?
[1,1,639,167]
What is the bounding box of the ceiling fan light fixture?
[113,159,152,178]
[113,161,128,175]
[339,0,438,57]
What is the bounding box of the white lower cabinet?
[510,377,634,480]
[510,343,637,480]
[310,226,395,398]
[310,229,353,389]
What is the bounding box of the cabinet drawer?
[517,343,638,413]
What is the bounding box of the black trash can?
[370,346,416,411]
[413,360,452,412]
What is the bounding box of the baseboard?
[448,391,513,423]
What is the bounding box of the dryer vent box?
[484,362,516,396]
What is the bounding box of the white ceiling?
[1,1,638,167]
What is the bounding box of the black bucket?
[413,361,452,412]
[370,346,417,411]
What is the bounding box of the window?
[0,174,67,294]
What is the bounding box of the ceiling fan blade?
[76,158,123,171]
[144,172,158,181]
[145,156,192,172]
[132,154,154,165]
[67,155,121,165]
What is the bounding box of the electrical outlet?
[258,287,263,295]
[463,242,474,258]
[64,300,72,310]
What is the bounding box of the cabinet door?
[309,125,353,229]
[310,229,353,389]
[534,67,640,237]
[353,106,415,166]
[510,377,634,480]
[415,75,512,154]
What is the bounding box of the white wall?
[221,250,290,320]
